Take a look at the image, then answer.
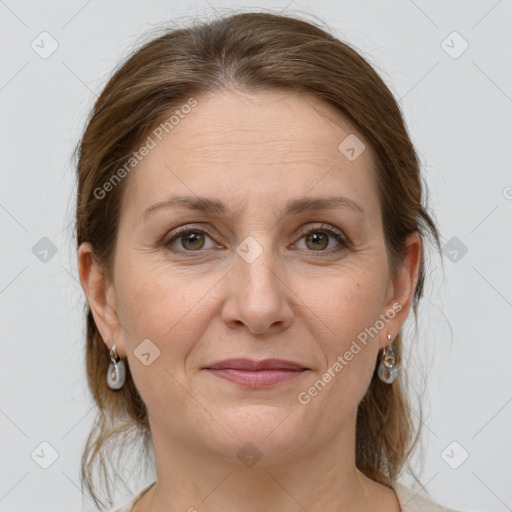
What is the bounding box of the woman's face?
[84,88,419,464]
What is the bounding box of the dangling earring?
[378,333,400,384]
[107,343,126,390]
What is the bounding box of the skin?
[78,88,421,512]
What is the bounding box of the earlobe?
[77,242,125,358]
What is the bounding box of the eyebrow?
[142,195,364,220]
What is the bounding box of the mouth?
[203,358,310,388]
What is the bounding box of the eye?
[164,226,220,254]
[294,224,349,254]
[163,223,350,256]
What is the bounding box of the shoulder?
[390,481,462,512]
[108,482,156,512]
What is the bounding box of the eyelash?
[163,223,350,257]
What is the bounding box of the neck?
[134,412,386,512]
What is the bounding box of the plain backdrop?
[0,1,511,511]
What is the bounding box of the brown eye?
[165,228,218,253]
[295,225,349,255]
[180,231,206,251]
[304,232,329,251]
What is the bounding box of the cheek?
[113,273,203,415]
[114,259,220,371]
[303,272,385,392]
[298,282,381,424]
[308,272,386,347]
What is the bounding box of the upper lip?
[204,358,308,371]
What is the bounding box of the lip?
[204,358,308,371]
[205,368,307,387]
[203,359,309,388]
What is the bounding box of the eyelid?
[165,223,217,240]
[296,223,347,241]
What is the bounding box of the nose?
[221,239,294,335]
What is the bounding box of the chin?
[196,406,315,466]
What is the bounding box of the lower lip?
[205,368,307,387]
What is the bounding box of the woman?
[76,11,460,512]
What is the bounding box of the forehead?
[120,88,379,221]
[162,89,369,162]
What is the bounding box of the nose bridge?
[235,233,280,296]
[223,232,293,333]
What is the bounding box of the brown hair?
[75,11,441,509]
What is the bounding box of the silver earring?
[378,333,400,384]
[107,343,126,390]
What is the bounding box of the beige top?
[109,481,461,511]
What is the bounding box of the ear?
[379,231,422,349]
[77,242,126,358]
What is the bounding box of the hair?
[75,10,442,510]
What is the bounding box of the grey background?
[0,0,511,511]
